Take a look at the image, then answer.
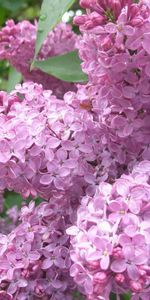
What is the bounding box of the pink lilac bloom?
[0,198,78,299]
[67,160,150,300]
[0,82,103,200]
[0,20,78,97]
[72,0,150,170]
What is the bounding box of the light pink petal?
[145,62,150,77]
[109,201,121,212]
[70,263,85,277]
[123,245,134,260]
[86,250,101,261]
[61,140,74,150]
[127,265,140,280]
[127,36,141,50]
[59,167,70,177]
[41,258,53,270]
[129,200,141,214]
[48,137,61,149]
[105,23,117,33]
[135,254,148,265]
[7,283,17,295]
[0,152,10,163]
[143,33,150,55]
[44,148,54,161]
[111,259,126,273]
[100,255,110,270]
[18,279,28,287]
[84,277,93,294]
[28,251,41,261]
[124,25,134,36]
[63,158,77,169]
[55,257,65,268]
[79,144,92,153]
[115,179,130,196]
[93,236,106,251]
[124,225,137,237]
[52,280,63,289]
[7,268,14,281]
[40,174,53,185]
[122,86,135,99]
[66,226,79,236]
[122,124,133,137]
[56,149,67,160]
[132,234,145,246]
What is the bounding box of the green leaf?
[73,291,85,299]
[35,0,76,57]
[0,0,25,11]
[4,191,23,211]
[1,192,45,218]
[121,294,131,300]
[7,67,22,92]
[0,191,22,218]
[110,293,116,300]
[110,293,131,300]
[34,50,88,82]
[0,6,8,26]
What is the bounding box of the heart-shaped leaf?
[35,0,76,58]
[34,50,88,83]
[7,67,22,92]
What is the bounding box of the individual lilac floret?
[0,291,12,300]
[67,160,150,300]
[0,20,78,97]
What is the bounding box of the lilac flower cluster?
[0,20,77,97]
[0,82,103,200]
[73,0,150,170]
[0,0,149,300]
[0,199,76,300]
[67,160,150,300]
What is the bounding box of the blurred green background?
[0,0,41,90]
[0,0,80,90]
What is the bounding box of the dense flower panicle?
[65,81,150,175]
[67,160,150,300]
[0,198,77,299]
[0,20,77,97]
[76,0,133,26]
[0,82,104,199]
[75,1,150,83]
[71,0,150,170]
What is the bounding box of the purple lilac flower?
[67,160,150,299]
[72,0,150,171]
[0,20,78,97]
[0,198,77,299]
[0,82,103,200]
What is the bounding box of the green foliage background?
[0,0,80,90]
[0,0,41,89]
